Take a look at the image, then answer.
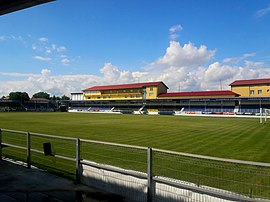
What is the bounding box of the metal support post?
[260,108,263,124]
[0,129,2,160]
[27,132,31,168]
[147,147,153,202]
[76,138,81,184]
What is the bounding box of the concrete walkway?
[0,159,127,202]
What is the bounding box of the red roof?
[229,78,270,86]
[158,90,239,97]
[83,81,168,91]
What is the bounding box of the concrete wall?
[81,160,241,202]
[232,85,270,97]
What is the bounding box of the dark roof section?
[31,98,49,102]
[83,81,168,91]
[0,0,55,16]
[158,90,239,97]
[229,78,270,86]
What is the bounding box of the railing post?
[0,129,2,160]
[76,138,81,183]
[27,132,31,168]
[147,147,153,202]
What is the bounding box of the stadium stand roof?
[31,98,50,102]
[83,81,168,91]
[0,0,55,16]
[159,90,239,97]
[229,78,270,86]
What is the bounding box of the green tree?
[50,95,61,100]
[32,92,50,99]
[61,95,70,100]
[9,92,30,101]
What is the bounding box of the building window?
[103,96,107,99]
[97,96,100,99]
[258,90,262,95]
[130,89,133,92]
[136,95,140,98]
[150,87,153,91]
[267,89,270,92]
[88,97,91,99]
[149,93,154,96]
[250,90,254,95]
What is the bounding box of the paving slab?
[0,159,127,202]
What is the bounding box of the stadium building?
[69,78,270,115]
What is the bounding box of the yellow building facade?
[83,81,168,101]
[230,78,270,97]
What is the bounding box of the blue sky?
[0,0,270,96]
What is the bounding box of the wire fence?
[152,149,270,200]
[80,139,147,173]
[1,128,270,202]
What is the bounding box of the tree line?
[1,92,70,101]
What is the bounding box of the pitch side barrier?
[0,128,270,202]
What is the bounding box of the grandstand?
[0,98,58,112]
[69,78,270,116]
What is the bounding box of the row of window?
[86,87,155,95]
[250,89,270,95]
[87,95,142,99]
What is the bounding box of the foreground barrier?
[0,128,270,202]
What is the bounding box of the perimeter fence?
[0,128,270,202]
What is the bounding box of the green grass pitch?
[1,112,270,162]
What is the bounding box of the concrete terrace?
[0,158,126,202]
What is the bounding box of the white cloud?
[61,58,70,66]
[0,36,6,41]
[41,69,51,76]
[204,62,236,82]
[244,60,264,68]
[255,6,270,18]
[33,56,52,61]
[0,72,37,77]
[32,38,71,66]
[57,46,67,52]
[154,41,216,67]
[1,40,270,97]
[169,25,183,33]
[223,53,256,64]
[169,24,183,40]
[0,35,25,44]
[39,37,48,42]
[32,45,37,50]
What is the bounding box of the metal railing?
[0,128,270,202]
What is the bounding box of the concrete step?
[0,193,19,202]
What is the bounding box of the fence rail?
[0,128,270,202]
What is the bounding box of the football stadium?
[1,77,270,201]
[1,1,270,201]
[69,78,270,118]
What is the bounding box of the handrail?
[2,128,270,167]
[80,138,147,150]
[153,148,270,167]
